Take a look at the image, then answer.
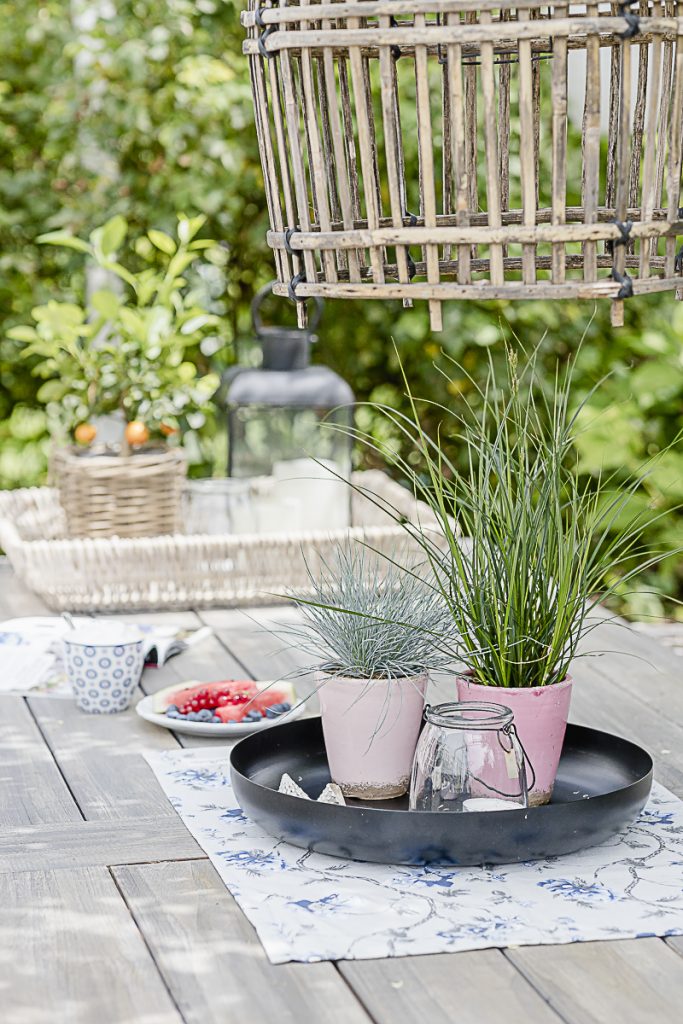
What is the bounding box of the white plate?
[135,692,306,737]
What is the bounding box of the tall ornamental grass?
[346,349,672,688]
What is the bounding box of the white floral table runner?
[145,745,683,964]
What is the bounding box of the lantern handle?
[252,281,324,338]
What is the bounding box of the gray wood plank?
[27,689,182,820]
[339,948,564,1024]
[113,860,373,1024]
[0,816,204,872]
[0,695,81,827]
[506,938,683,1024]
[570,658,683,796]
[0,866,182,1024]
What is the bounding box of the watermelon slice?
[151,679,295,716]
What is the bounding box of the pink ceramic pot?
[455,674,573,806]
[317,672,428,799]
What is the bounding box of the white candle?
[272,458,350,531]
[463,797,520,813]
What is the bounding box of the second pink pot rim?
[456,673,573,694]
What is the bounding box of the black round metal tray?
[230,716,653,866]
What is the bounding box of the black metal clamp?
[255,7,276,59]
[674,209,683,274]
[405,212,418,281]
[606,217,633,254]
[282,226,307,302]
[283,226,299,256]
[609,220,634,298]
[288,271,306,303]
[389,16,402,61]
[611,268,634,300]
[618,1,640,39]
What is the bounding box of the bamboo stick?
[299,0,338,282]
[551,4,568,284]
[446,13,471,284]
[414,10,442,330]
[347,2,385,283]
[480,11,503,285]
[248,53,291,287]
[276,10,319,301]
[640,30,663,278]
[267,53,298,282]
[498,8,510,232]
[378,17,413,302]
[271,273,683,301]
[244,18,683,54]
[582,5,600,283]
[666,2,683,284]
[611,23,633,327]
[269,219,683,249]
[518,8,537,285]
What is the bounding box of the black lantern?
[221,284,354,530]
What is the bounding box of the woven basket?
[243,0,683,330]
[50,446,187,539]
[0,470,445,611]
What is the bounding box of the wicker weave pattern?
[0,471,442,611]
[50,447,187,539]
[242,0,683,330]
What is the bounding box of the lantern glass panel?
[228,404,352,480]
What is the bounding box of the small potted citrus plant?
[287,547,454,800]
[354,350,669,805]
[8,214,222,538]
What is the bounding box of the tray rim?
[230,716,654,821]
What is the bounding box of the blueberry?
[244,710,263,722]
[265,706,279,719]
[210,715,221,723]
[166,709,179,719]
[187,712,199,721]
[279,702,291,712]
[167,704,178,713]
[198,709,213,721]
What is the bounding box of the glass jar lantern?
[410,702,531,813]
[223,285,354,481]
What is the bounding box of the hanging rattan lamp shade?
[242,1,683,331]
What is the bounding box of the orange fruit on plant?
[160,422,178,437]
[74,423,97,445]
[124,420,149,446]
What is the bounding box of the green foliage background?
[1,0,681,616]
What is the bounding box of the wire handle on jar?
[504,723,536,797]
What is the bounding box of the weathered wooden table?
[2,558,683,1024]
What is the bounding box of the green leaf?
[37,379,68,403]
[180,314,216,335]
[91,290,122,319]
[37,231,91,254]
[7,325,39,342]
[167,251,199,278]
[100,260,138,291]
[148,229,177,255]
[119,307,146,338]
[189,239,217,251]
[93,215,128,257]
[177,214,206,244]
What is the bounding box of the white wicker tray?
[0,471,441,612]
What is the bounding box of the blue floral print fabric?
[145,746,683,964]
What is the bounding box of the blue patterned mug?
[63,627,145,714]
